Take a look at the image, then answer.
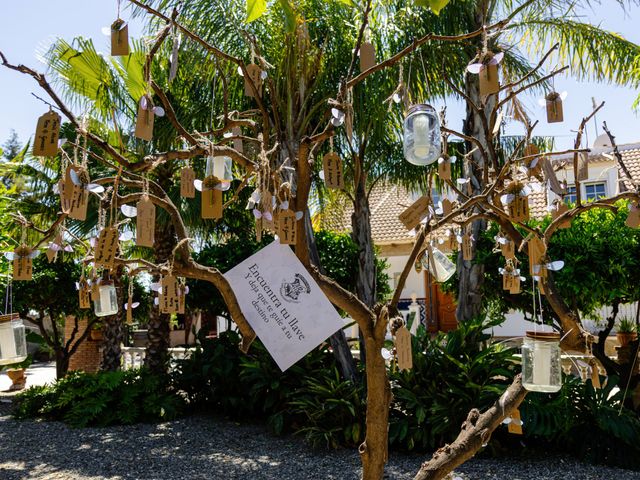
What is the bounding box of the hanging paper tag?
[500,240,515,260]
[322,152,344,190]
[66,165,90,221]
[461,233,473,261]
[79,284,91,309]
[399,195,430,231]
[95,227,119,269]
[509,274,521,294]
[541,157,565,196]
[136,196,156,247]
[33,111,61,157]
[576,152,589,181]
[277,209,297,245]
[359,41,376,72]
[201,178,223,219]
[527,235,546,276]
[244,64,263,98]
[441,198,453,216]
[110,19,130,56]
[12,247,33,281]
[508,196,530,223]
[479,64,499,97]
[546,95,564,123]
[438,159,451,180]
[134,100,154,141]
[232,126,243,153]
[160,275,179,314]
[180,167,196,198]
[626,202,640,228]
[395,326,412,371]
[91,278,100,301]
[508,409,523,435]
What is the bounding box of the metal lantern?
[94,281,118,317]
[403,104,441,166]
[205,155,233,192]
[0,313,28,366]
[521,331,562,392]
[422,247,456,283]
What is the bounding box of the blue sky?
[1,1,639,152]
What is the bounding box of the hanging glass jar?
[0,314,28,366]
[422,247,456,282]
[403,104,441,166]
[205,155,233,192]
[94,281,118,317]
[521,331,562,392]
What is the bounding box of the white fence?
[121,347,194,370]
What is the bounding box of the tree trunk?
[101,269,125,371]
[305,212,358,382]
[55,350,69,378]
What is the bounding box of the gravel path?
[1,405,639,480]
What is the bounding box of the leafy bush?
[389,315,517,451]
[13,369,184,427]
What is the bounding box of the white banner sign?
[224,242,345,371]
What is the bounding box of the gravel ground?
[1,404,639,480]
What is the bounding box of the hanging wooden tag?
[503,271,514,291]
[110,19,129,56]
[626,202,640,228]
[79,283,91,309]
[277,209,297,245]
[46,232,63,263]
[508,196,530,223]
[576,152,589,181]
[438,159,451,180]
[180,167,196,198]
[136,195,155,247]
[500,240,515,260]
[322,152,344,190]
[160,275,179,314]
[508,409,523,435]
[590,363,601,388]
[360,42,376,72]
[33,111,61,157]
[546,94,564,123]
[255,217,263,242]
[509,275,521,294]
[95,227,119,269]
[527,235,546,276]
[66,165,90,221]
[399,195,430,231]
[177,285,186,314]
[244,64,263,98]
[12,246,33,281]
[126,296,133,324]
[201,178,223,219]
[58,179,72,214]
[135,99,154,141]
[462,233,473,261]
[395,326,412,371]
[541,157,565,196]
[479,64,499,97]
[446,231,458,252]
[441,198,453,216]
[552,202,571,229]
[232,126,243,153]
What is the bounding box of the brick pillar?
[65,315,102,373]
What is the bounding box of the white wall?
[385,254,424,300]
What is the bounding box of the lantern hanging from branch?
[0,313,28,366]
[403,104,441,166]
[422,246,455,282]
[94,280,118,317]
[205,155,233,192]
[521,331,562,392]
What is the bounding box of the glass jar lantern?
[205,155,233,191]
[0,314,28,366]
[403,104,441,166]
[94,281,118,317]
[422,247,456,283]
[521,331,562,392]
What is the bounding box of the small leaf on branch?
[246,0,268,22]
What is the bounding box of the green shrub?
[13,369,184,427]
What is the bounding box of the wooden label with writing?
[111,20,129,56]
[58,179,72,213]
[399,195,430,231]
[255,217,262,242]
[232,126,243,153]
[438,159,451,180]
[500,240,515,260]
[508,196,529,223]
[576,152,589,181]
[244,64,263,98]
[178,285,186,314]
[479,64,499,97]
[136,196,155,247]
[126,297,133,324]
[395,326,412,371]
[626,203,640,228]
[360,42,376,72]
[541,156,565,196]
[134,101,154,141]
[160,275,179,314]
[546,97,564,123]
[462,233,473,261]
[201,179,223,219]
[95,227,119,269]
[528,235,546,276]
[12,247,33,281]
[46,233,63,263]
[508,409,523,435]
[91,278,100,301]
[33,111,61,157]
[79,280,91,309]
[591,363,601,388]
[66,165,89,221]
[444,232,457,252]
[277,209,297,245]
[441,198,452,216]
[180,167,196,198]
[322,152,344,190]
[509,275,521,294]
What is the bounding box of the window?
[585,182,606,201]
[564,185,577,205]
